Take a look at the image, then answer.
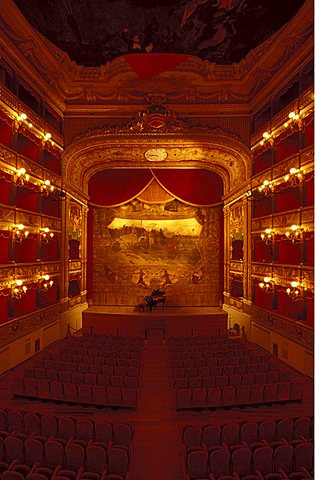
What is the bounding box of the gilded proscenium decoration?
[144,148,168,162]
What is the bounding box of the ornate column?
[223,205,230,294]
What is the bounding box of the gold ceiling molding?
[0,0,312,108]
[62,125,251,197]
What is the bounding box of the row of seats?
[39,353,142,365]
[66,334,143,345]
[182,417,314,451]
[168,333,232,346]
[46,350,142,362]
[172,364,283,379]
[174,371,290,390]
[170,352,277,367]
[0,408,132,451]
[183,441,313,480]
[0,434,131,480]
[171,355,272,367]
[12,377,138,409]
[169,343,252,356]
[33,358,141,370]
[24,368,139,387]
[0,461,131,480]
[176,381,303,410]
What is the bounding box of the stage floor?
[82,305,228,338]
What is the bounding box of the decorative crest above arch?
[63,122,251,197]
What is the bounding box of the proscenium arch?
[62,127,252,196]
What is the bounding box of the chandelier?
[11,280,28,299]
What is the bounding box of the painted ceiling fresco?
[14,0,305,66]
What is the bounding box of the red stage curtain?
[253,239,273,263]
[276,185,300,212]
[153,169,223,205]
[0,172,11,204]
[124,54,190,79]
[253,284,273,310]
[253,149,272,175]
[276,132,299,162]
[276,238,301,264]
[16,186,39,212]
[0,290,9,324]
[89,169,223,206]
[0,118,12,147]
[12,284,37,317]
[89,169,152,206]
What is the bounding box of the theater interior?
[0,0,313,479]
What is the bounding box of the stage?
[82,305,228,339]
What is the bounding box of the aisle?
[131,333,182,480]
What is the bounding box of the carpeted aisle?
[131,331,183,480]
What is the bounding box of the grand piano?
[144,289,166,312]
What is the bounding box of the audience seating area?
[167,335,303,411]
[181,416,314,480]
[12,335,144,410]
[0,407,133,480]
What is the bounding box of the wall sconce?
[285,225,303,243]
[39,227,54,243]
[15,168,30,186]
[12,224,29,242]
[42,132,52,145]
[258,180,273,196]
[260,228,275,244]
[41,180,55,196]
[11,279,28,299]
[284,111,303,130]
[260,131,274,147]
[286,281,303,301]
[258,276,274,293]
[13,112,28,132]
[38,275,54,291]
[284,167,304,187]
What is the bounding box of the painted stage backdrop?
[92,199,221,307]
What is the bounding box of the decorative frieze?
[251,305,313,351]
[0,303,61,346]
